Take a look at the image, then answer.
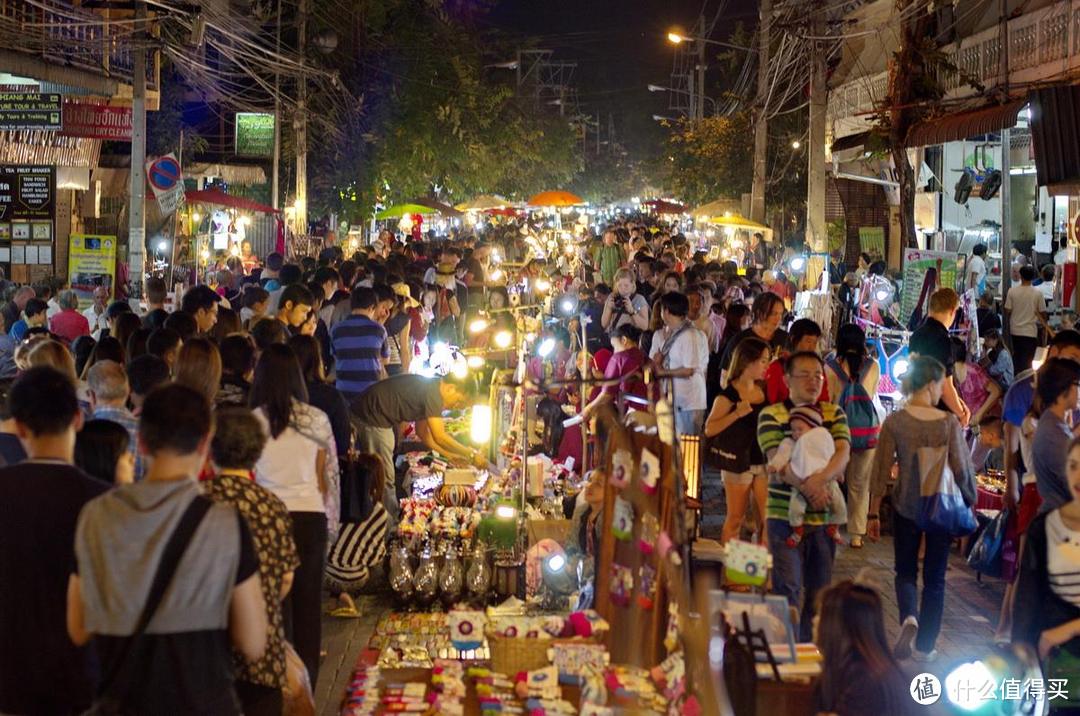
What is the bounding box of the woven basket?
[487,633,555,675]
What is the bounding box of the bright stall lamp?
[451,360,469,380]
[494,504,517,520]
[538,338,556,357]
[891,357,910,379]
[467,355,485,369]
[945,661,996,711]
[470,404,492,444]
[490,268,504,281]
[559,298,576,315]
[874,288,891,302]
[788,256,807,272]
[494,330,513,349]
[157,240,167,252]
[546,553,566,573]
[469,318,489,334]
[534,278,551,293]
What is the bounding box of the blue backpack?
[826,356,880,452]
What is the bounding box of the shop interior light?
[891,356,910,380]
[470,404,492,444]
[874,288,890,302]
[469,317,490,334]
[192,212,201,222]
[490,268,504,281]
[558,296,577,316]
[541,552,575,596]
[451,359,469,380]
[494,504,517,520]
[538,338,556,357]
[788,255,807,273]
[467,355,485,369]
[494,330,513,349]
[157,240,167,252]
[535,278,552,293]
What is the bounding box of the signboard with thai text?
[69,234,117,301]
[234,112,275,157]
[60,100,133,141]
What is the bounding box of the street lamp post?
[647,84,717,117]
[667,29,751,121]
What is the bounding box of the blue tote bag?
[916,444,977,537]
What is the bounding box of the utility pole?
[806,11,827,252]
[750,0,771,224]
[127,0,147,301]
[272,0,281,210]
[294,0,307,237]
[696,12,706,120]
[999,0,1011,309]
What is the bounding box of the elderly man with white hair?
[86,360,143,481]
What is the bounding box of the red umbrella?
[643,199,686,214]
[184,188,282,214]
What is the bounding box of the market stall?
[181,188,285,282]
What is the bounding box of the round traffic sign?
[148,156,181,192]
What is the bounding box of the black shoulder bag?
[85,496,212,715]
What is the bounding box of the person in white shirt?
[81,286,110,338]
[649,291,709,435]
[1037,264,1056,304]
[968,244,988,294]
[1005,265,1051,373]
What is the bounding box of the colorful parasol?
[374,203,438,220]
[707,213,770,231]
[410,197,463,218]
[526,190,585,207]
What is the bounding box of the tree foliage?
[300,0,579,222]
[662,113,754,207]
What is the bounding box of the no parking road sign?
[145,153,184,216]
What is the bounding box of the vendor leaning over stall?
[350,372,483,522]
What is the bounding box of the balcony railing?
[828,0,1080,123]
[0,0,158,90]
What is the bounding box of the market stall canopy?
[905,99,1026,148]
[455,194,511,211]
[527,190,584,207]
[642,199,686,214]
[410,197,464,218]
[691,198,742,219]
[708,213,770,231]
[374,203,438,220]
[184,188,281,214]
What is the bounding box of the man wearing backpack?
[826,324,882,548]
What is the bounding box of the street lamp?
[666,31,753,51]
[791,140,801,149]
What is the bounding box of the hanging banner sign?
[68,234,117,301]
[234,112,275,157]
[0,165,55,253]
[899,248,958,324]
[145,153,184,216]
[60,100,133,141]
[0,92,62,131]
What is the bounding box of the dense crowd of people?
[0,219,1076,715]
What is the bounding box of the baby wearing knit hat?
[767,405,848,547]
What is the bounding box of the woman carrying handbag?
[867,356,976,662]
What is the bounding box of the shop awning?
[184,189,281,214]
[1030,84,1080,191]
[905,100,1026,147]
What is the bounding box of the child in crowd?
[768,405,847,546]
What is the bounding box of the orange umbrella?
[527,190,584,207]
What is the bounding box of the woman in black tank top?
[704,336,770,544]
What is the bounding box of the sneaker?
[894,616,918,660]
[912,648,938,663]
[850,535,864,548]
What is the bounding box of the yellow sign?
[68,234,116,301]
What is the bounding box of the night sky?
[487,0,759,155]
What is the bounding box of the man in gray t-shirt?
[350,374,483,518]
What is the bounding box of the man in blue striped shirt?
[331,287,389,400]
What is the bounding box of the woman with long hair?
[704,337,770,544]
[174,337,222,403]
[111,312,141,361]
[718,292,788,381]
[288,334,350,458]
[326,453,390,617]
[869,356,975,661]
[249,343,339,687]
[826,323,881,548]
[813,580,911,715]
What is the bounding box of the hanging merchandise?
[609,563,633,606]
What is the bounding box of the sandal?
[329,593,362,618]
